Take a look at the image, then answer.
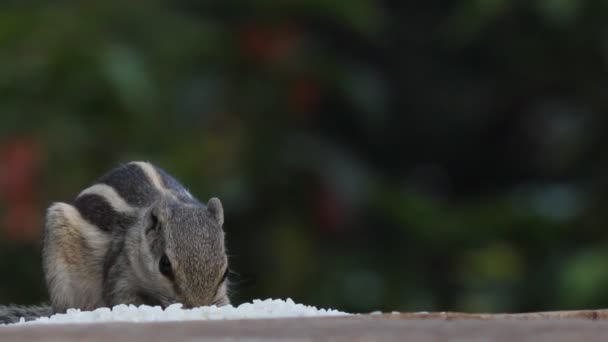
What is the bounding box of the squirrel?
[0,161,229,324]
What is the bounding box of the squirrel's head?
[130,196,229,308]
[140,198,229,307]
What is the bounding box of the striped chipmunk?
[0,161,230,324]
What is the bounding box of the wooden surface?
[3,310,608,341]
[390,308,608,320]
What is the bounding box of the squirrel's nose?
[182,291,216,309]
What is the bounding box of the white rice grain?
[14,298,349,325]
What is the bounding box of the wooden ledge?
[381,308,608,320]
[3,310,608,341]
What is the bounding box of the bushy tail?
[0,305,53,324]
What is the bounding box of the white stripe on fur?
[131,161,166,192]
[77,184,134,213]
[54,203,112,255]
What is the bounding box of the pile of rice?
[15,298,349,325]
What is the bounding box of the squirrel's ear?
[207,197,224,226]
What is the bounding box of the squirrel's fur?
[0,305,54,324]
[1,161,229,324]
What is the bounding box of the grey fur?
[0,305,53,324]
[0,161,229,324]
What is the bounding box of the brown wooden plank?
[3,313,608,341]
[383,308,608,320]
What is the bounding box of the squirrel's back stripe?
[97,163,158,207]
[133,161,199,205]
[73,161,201,231]
[74,194,137,231]
[131,162,166,193]
[77,184,134,213]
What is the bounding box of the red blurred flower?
[288,76,321,114]
[239,23,300,65]
[314,184,348,236]
[0,138,43,241]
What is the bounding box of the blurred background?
[1,0,608,314]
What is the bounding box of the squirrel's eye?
[159,254,174,280]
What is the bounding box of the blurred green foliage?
[1,0,608,313]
